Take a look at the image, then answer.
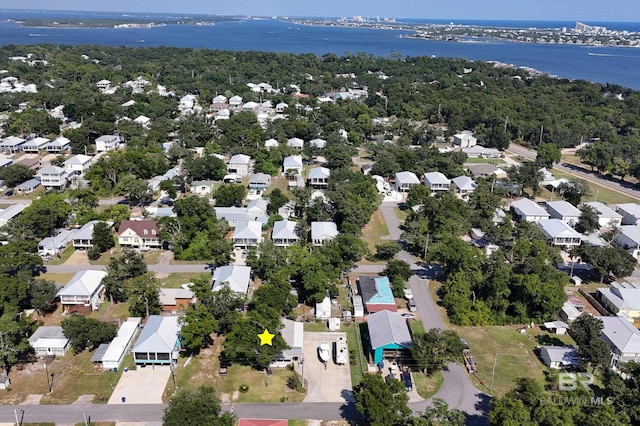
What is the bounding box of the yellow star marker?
[258,329,275,346]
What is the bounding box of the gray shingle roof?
[367,310,412,349]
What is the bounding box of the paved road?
[378,202,488,421]
[507,143,640,201]
[45,263,212,274]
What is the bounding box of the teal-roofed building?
[367,310,412,364]
[357,276,397,313]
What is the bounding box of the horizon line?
[0,9,635,24]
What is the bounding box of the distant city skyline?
[7,1,640,22]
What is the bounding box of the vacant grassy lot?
[346,323,366,387]
[157,272,210,288]
[550,168,639,204]
[465,158,506,165]
[450,325,576,397]
[360,209,390,255]
[413,370,444,399]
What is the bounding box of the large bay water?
[1,10,639,89]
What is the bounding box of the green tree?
[215,184,246,207]
[191,278,243,334]
[183,155,227,181]
[28,279,58,315]
[421,398,466,426]
[374,241,402,261]
[557,180,589,206]
[266,188,289,214]
[571,314,611,371]
[9,193,71,239]
[354,373,411,426]
[0,164,35,188]
[163,385,234,426]
[61,314,117,354]
[92,221,115,253]
[574,245,636,282]
[159,179,177,199]
[123,179,154,207]
[0,311,34,375]
[575,205,600,233]
[126,273,161,318]
[103,250,147,303]
[535,142,561,168]
[410,329,465,375]
[179,304,219,354]
[382,259,413,297]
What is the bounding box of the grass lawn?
[449,325,576,397]
[157,272,210,288]
[142,250,163,265]
[413,370,444,399]
[409,320,426,337]
[394,206,408,223]
[464,158,506,165]
[551,168,639,204]
[46,245,75,265]
[347,323,367,387]
[304,322,329,332]
[360,209,390,254]
[39,272,75,285]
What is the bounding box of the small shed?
[0,376,10,390]
[315,292,331,320]
[560,302,581,323]
[328,318,341,331]
[543,321,569,335]
[352,295,364,318]
[539,346,579,369]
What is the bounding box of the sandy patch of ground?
[73,394,95,404]
[19,394,43,405]
[64,250,90,265]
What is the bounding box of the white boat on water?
[318,342,330,363]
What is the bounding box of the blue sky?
[8,0,640,22]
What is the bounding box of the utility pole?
[490,353,498,391]
[504,115,509,132]
[539,125,544,145]
[14,408,21,426]
[423,234,430,260]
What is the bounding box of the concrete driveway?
[108,365,171,404]
[302,331,353,403]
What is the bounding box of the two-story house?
[271,220,299,247]
[39,165,68,190]
[311,221,339,246]
[118,219,161,250]
[308,167,330,189]
[95,135,121,153]
[423,172,451,192]
[394,171,420,192]
[64,154,94,178]
[227,154,251,177]
[232,220,263,249]
[57,270,108,314]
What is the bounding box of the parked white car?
[403,288,413,300]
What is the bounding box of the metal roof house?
[15,178,41,195]
[132,315,181,365]
[536,219,582,247]
[451,175,477,197]
[539,346,579,369]
[510,198,550,222]
[228,154,251,177]
[232,220,263,248]
[96,317,141,371]
[357,276,397,313]
[57,269,107,314]
[271,318,304,368]
[271,220,299,247]
[264,138,279,149]
[0,136,26,154]
[311,221,339,246]
[600,316,640,368]
[597,287,640,318]
[394,171,420,192]
[95,134,120,153]
[212,265,251,295]
[617,203,640,226]
[29,326,70,357]
[546,200,581,224]
[614,225,640,258]
[287,137,304,150]
[38,229,76,257]
[22,136,50,153]
[283,155,303,176]
[308,167,330,189]
[0,203,27,226]
[248,173,271,190]
[214,207,251,227]
[367,310,412,364]
[309,138,327,149]
[423,172,451,192]
[582,202,623,228]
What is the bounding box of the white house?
[287,137,304,150]
[511,198,550,222]
[132,315,181,365]
[190,180,216,196]
[275,102,288,113]
[423,172,451,192]
[599,316,640,368]
[46,137,70,154]
[617,203,640,226]
[72,220,101,250]
[462,146,501,159]
[232,220,263,248]
[96,79,111,90]
[0,136,26,154]
[614,225,640,258]
[394,171,420,192]
[98,318,141,371]
[582,201,623,228]
[308,167,330,189]
[451,175,477,197]
[264,138,279,149]
[271,318,304,367]
[95,135,120,153]
[214,207,252,227]
[272,220,299,247]
[57,269,107,314]
[229,95,243,109]
[536,219,582,247]
[29,326,70,357]
[539,346,579,369]
[228,154,251,177]
[22,136,50,153]
[283,155,303,177]
[0,204,27,227]
[311,221,339,246]
[64,154,94,177]
[543,320,569,335]
[212,265,251,295]
[453,131,477,148]
[38,229,76,257]
[248,173,271,191]
[133,115,152,128]
[310,138,327,149]
[546,200,581,225]
[246,199,269,220]
[117,219,161,250]
[315,292,331,320]
[39,165,68,190]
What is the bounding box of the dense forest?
[1,43,638,153]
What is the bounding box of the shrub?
[239,384,249,393]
